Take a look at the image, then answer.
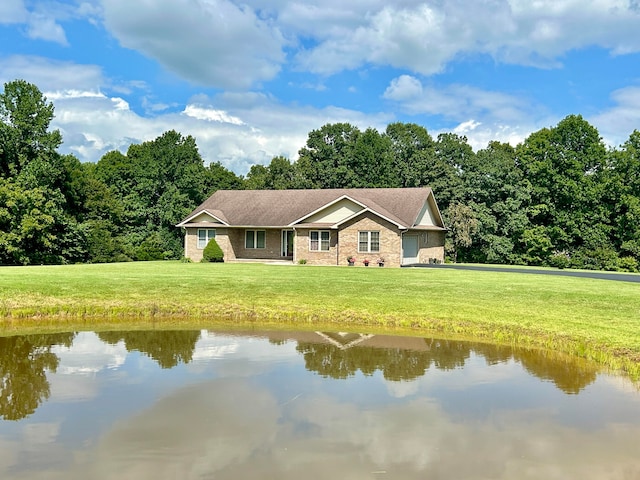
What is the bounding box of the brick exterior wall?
[415,230,446,263]
[227,228,283,259]
[294,229,339,266]
[339,212,402,267]
[184,227,234,262]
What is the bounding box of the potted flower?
[347,255,356,266]
[377,257,385,267]
[363,258,370,267]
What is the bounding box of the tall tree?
[461,142,531,263]
[0,80,62,179]
[0,80,89,264]
[516,115,610,267]
[94,131,211,259]
[385,122,436,188]
[296,123,361,188]
[244,156,304,190]
[445,203,478,263]
[605,130,640,270]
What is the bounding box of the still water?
[1,329,639,479]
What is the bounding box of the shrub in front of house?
[202,238,224,262]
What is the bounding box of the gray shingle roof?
[179,188,440,228]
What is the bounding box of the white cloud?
[0,55,104,92]
[383,74,540,149]
[289,0,640,75]
[26,13,68,45]
[0,0,28,23]
[383,74,423,101]
[44,78,392,173]
[183,105,245,125]
[101,0,286,89]
[590,86,640,147]
[384,75,531,122]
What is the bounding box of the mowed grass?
[1,261,639,376]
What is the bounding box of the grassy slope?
[1,261,638,375]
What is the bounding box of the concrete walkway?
[404,263,640,283]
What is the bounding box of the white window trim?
[197,228,216,249]
[245,230,266,249]
[358,231,380,253]
[309,230,330,252]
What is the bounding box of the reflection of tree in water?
[296,338,470,381]
[514,349,597,394]
[97,330,201,369]
[427,339,471,371]
[296,334,598,392]
[0,333,75,421]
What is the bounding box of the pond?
[1,328,639,479]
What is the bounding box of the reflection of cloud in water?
[83,379,280,479]
[601,375,640,397]
[186,332,300,378]
[383,377,420,398]
[0,437,18,474]
[190,335,238,361]
[18,377,638,480]
[52,332,127,374]
[22,423,60,448]
[47,332,128,402]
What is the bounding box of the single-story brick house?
[176,187,446,267]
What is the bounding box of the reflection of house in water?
[240,330,599,393]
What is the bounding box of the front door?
[402,234,419,265]
[281,230,294,258]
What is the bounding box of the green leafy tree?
[0,179,79,264]
[445,203,478,263]
[296,123,361,188]
[385,122,437,188]
[0,79,62,179]
[516,115,610,267]
[94,130,218,260]
[0,80,92,264]
[461,142,531,263]
[205,161,244,192]
[244,156,306,190]
[605,131,640,269]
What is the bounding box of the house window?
[358,231,380,253]
[309,230,330,251]
[245,230,266,249]
[197,229,216,249]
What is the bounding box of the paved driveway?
[405,263,640,283]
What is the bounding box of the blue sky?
[1,0,640,174]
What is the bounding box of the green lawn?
[1,261,639,376]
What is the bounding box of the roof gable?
[414,192,444,227]
[292,196,365,225]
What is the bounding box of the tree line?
[1,79,639,271]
